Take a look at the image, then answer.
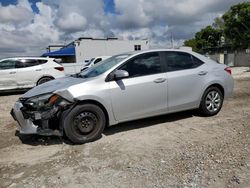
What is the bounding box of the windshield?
[79,54,131,78]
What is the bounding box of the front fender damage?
[11,93,75,136]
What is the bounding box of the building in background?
[203,46,250,67]
[46,44,65,53]
[43,37,149,74]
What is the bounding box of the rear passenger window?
[192,56,204,67]
[15,59,47,68]
[165,52,204,72]
[37,60,48,64]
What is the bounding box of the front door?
[109,52,168,122]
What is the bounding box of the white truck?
[81,56,111,71]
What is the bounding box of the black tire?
[63,104,106,144]
[199,86,224,116]
[37,77,53,85]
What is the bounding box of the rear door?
[0,60,17,90]
[109,52,168,121]
[163,51,207,112]
[15,59,43,88]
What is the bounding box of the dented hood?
[22,76,85,98]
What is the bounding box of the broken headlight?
[23,93,71,111]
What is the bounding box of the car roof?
[115,48,199,58]
[144,48,209,57]
[1,57,54,61]
[135,48,195,54]
[117,48,197,56]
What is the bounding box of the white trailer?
[75,37,149,63]
[43,38,149,74]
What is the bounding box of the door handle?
[35,69,42,71]
[198,71,208,76]
[154,78,166,83]
[9,71,16,74]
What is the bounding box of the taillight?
[54,67,64,71]
[224,67,232,75]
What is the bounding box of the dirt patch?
[0,76,250,188]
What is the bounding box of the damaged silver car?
[11,49,234,144]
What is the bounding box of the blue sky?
[1,0,38,11]
[1,0,115,14]
[103,0,115,14]
[0,0,245,58]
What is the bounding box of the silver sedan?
[11,49,234,144]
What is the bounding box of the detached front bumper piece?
[11,101,38,134]
[11,101,63,136]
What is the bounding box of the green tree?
[212,17,225,30]
[184,26,222,52]
[184,38,198,52]
[195,26,222,49]
[222,2,250,48]
[184,2,250,51]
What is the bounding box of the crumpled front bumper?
[11,101,38,134]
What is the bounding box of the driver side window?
[119,52,161,78]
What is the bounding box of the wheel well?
[207,84,224,97]
[37,76,54,85]
[77,100,109,127]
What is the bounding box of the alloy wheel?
[205,90,221,113]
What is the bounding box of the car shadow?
[15,131,73,146]
[103,110,197,136]
[0,90,27,96]
[15,110,198,146]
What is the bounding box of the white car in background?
[81,56,111,71]
[0,57,65,91]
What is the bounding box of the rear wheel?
[37,76,53,85]
[63,104,106,144]
[199,86,224,116]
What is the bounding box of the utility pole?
[171,32,174,48]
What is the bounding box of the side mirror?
[113,70,129,80]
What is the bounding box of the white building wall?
[75,39,149,63]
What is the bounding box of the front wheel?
[63,104,106,144]
[199,87,224,116]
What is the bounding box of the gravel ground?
[0,68,249,188]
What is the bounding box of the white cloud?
[115,0,152,28]
[57,12,87,32]
[0,0,32,25]
[0,0,247,58]
[0,0,60,58]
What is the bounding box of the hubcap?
[205,91,221,112]
[74,112,97,134]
